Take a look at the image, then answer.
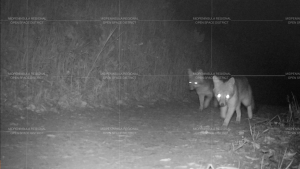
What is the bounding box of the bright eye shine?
[226,94,230,99]
[217,94,221,98]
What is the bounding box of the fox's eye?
[189,82,192,84]
[217,93,221,98]
[226,94,230,99]
[194,82,198,85]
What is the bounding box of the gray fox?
[188,69,217,111]
[213,76,254,127]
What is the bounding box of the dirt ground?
[1,102,299,169]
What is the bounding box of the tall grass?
[1,0,222,109]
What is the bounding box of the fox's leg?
[198,94,205,111]
[223,106,235,127]
[204,95,212,109]
[220,106,227,119]
[235,102,242,123]
[242,98,253,119]
[247,106,253,119]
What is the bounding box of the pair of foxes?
[188,69,254,127]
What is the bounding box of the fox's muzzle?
[189,84,195,90]
[217,99,227,107]
[219,102,226,107]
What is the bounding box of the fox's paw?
[222,123,229,127]
[222,121,230,127]
[235,117,241,123]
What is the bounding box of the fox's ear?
[213,76,220,83]
[188,69,193,76]
[228,77,235,85]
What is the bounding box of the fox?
[212,76,254,127]
[188,69,217,111]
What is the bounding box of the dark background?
[1,0,299,107]
[170,0,300,105]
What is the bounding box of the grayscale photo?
[1,0,300,168]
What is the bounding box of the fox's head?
[188,69,204,90]
[213,76,236,107]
